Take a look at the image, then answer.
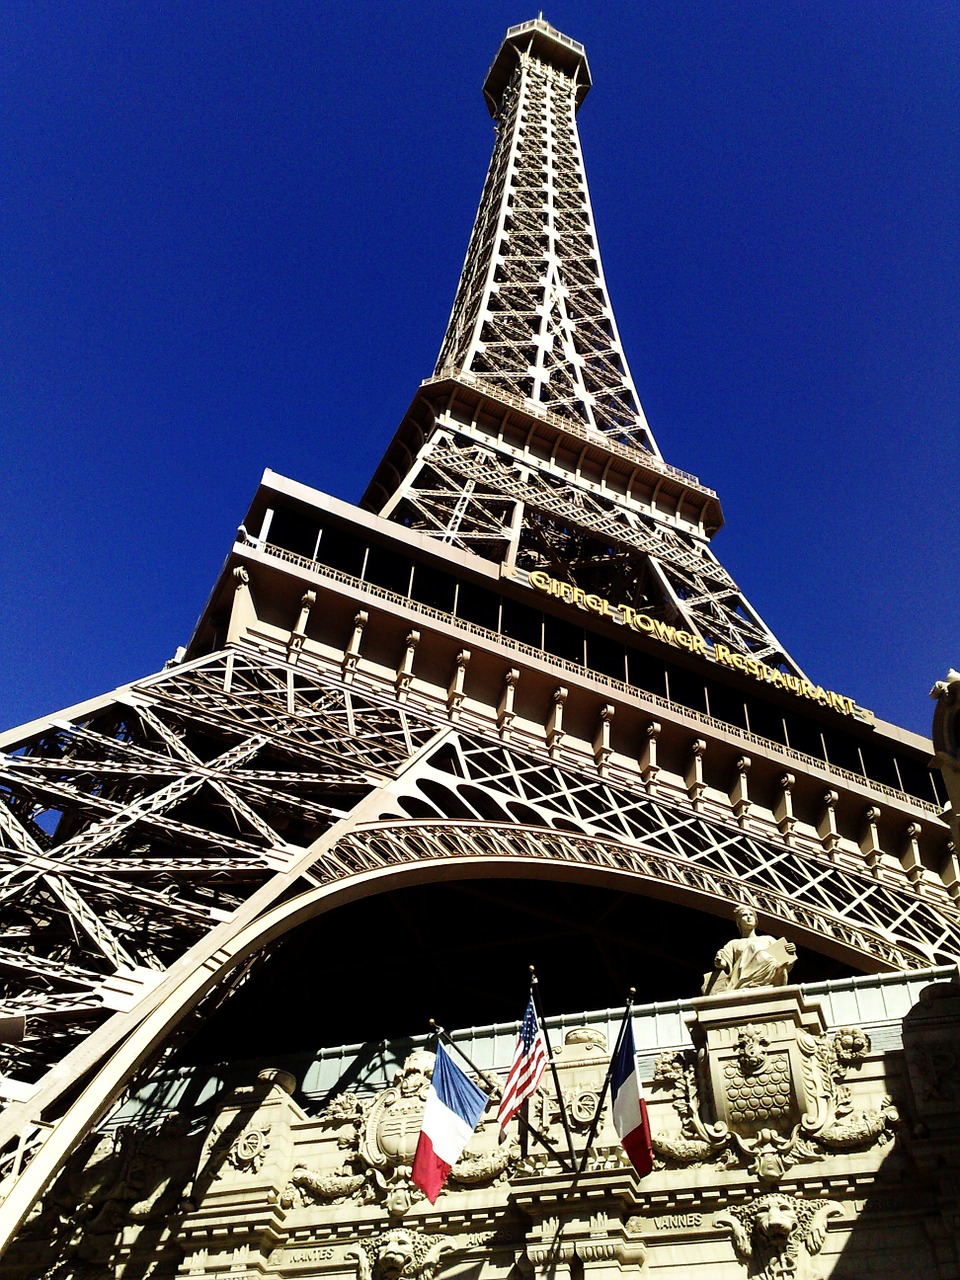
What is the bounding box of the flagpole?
[529,966,577,1166]
[429,1021,576,1173]
[573,988,635,1178]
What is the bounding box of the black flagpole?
[429,1021,576,1173]
[574,988,636,1178]
[529,966,577,1166]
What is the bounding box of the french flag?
[412,1043,488,1203]
[611,1016,653,1177]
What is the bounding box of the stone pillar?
[686,987,830,1179]
[181,1068,304,1275]
[498,667,520,739]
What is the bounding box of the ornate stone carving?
[736,1028,770,1075]
[702,905,797,995]
[226,1122,271,1174]
[448,1143,516,1186]
[360,1050,435,1172]
[716,1193,843,1279]
[203,1116,274,1180]
[14,1116,201,1278]
[282,1164,368,1207]
[348,1229,453,1280]
[652,991,897,1179]
[286,1051,513,1216]
[198,1066,296,1186]
[537,1027,608,1134]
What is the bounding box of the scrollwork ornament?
[651,1022,895,1177]
[650,1049,731,1168]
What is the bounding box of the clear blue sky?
[2,2,957,737]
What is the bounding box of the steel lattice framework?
[0,13,950,1257]
[0,648,954,1101]
[382,431,796,666]
[370,20,800,671]
[435,24,657,453]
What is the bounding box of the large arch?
[0,814,947,1257]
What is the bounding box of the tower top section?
[483,19,592,117]
[433,19,660,454]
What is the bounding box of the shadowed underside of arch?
[0,816,952,1255]
[2,648,954,1101]
[0,648,956,1254]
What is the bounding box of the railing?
[421,372,717,498]
[505,20,586,56]
[255,541,940,818]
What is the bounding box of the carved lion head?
[754,1194,798,1245]
[376,1229,418,1280]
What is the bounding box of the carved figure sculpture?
[703,905,796,995]
[716,1193,842,1279]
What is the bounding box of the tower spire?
[435,19,660,455]
[367,21,801,673]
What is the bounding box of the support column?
[730,756,751,829]
[860,806,883,879]
[395,630,420,703]
[547,687,568,758]
[685,738,706,811]
[447,649,470,721]
[902,822,924,888]
[286,590,316,662]
[593,704,615,776]
[497,668,520,740]
[640,721,660,795]
[818,790,840,857]
[225,567,256,646]
[342,611,368,684]
[774,773,796,844]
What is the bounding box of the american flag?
[497,995,547,1130]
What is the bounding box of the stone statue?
[702,905,796,995]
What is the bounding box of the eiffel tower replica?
[0,16,954,1260]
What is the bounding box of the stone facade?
[8,970,960,1280]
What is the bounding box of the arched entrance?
[0,817,939,1254]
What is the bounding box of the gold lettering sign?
[527,571,861,718]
